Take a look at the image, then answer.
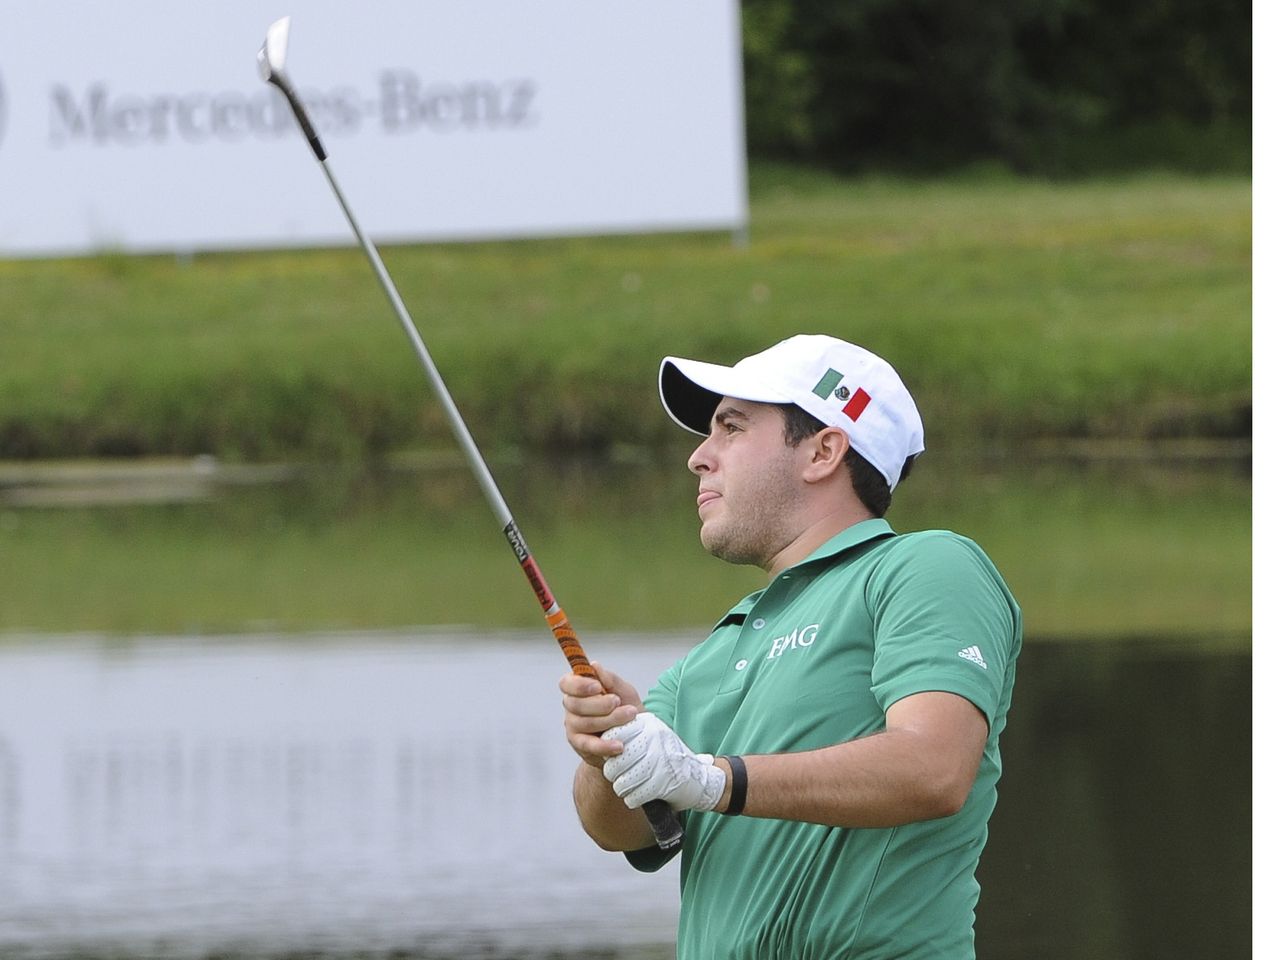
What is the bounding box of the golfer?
[561,334,1021,959]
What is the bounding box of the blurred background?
[0,1,1251,958]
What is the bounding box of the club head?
[257,16,292,85]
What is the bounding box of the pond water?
[0,631,1250,960]
[0,453,1252,956]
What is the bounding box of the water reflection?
[0,456,1252,638]
[0,632,1250,960]
[0,634,685,959]
[978,638,1250,960]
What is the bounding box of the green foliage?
[741,0,1250,172]
[740,0,816,154]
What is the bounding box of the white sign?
[0,1,746,257]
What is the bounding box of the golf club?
[257,16,683,852]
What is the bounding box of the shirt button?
[735,659,749,671]
[752,618,766,629]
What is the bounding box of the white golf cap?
[659,334,925,490]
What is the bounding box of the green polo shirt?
[629,518,1021,960]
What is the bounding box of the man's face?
[686,398,807,568]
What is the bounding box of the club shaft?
[320,160,683,850]
[318,162,516,529]
[266,61,683,851]
[319,158,583,646]
[320,160,586,659]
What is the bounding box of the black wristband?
[723,755,748,816]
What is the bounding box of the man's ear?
[802,427,850,483]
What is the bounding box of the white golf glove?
[602,712,726,812]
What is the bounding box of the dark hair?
[778,404,914,517]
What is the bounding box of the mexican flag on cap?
[812,368,872,422]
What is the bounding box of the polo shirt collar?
[788,517,895,570]
[708,518,895,630]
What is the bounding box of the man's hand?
[560,661,642,768]
[602,712,726,812]
[561,663,662,852]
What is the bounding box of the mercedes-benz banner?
[0,1,746,258]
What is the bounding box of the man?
[561,334,1021,959]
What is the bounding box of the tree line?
[741,0,1250,173]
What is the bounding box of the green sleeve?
[641,651,686,729]
[867,532,1017,725]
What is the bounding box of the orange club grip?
[500,520,683,851]
[505,521,595,674]
[546,608,595,678]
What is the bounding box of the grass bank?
[0,168,1251,459]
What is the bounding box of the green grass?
[0,168,1251,459]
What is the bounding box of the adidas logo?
[958,645,988,670]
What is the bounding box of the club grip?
[501,519,685,852]
[642,799,685,851]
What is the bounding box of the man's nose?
[688,436,714,474]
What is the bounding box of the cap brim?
[659,356,791,435]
